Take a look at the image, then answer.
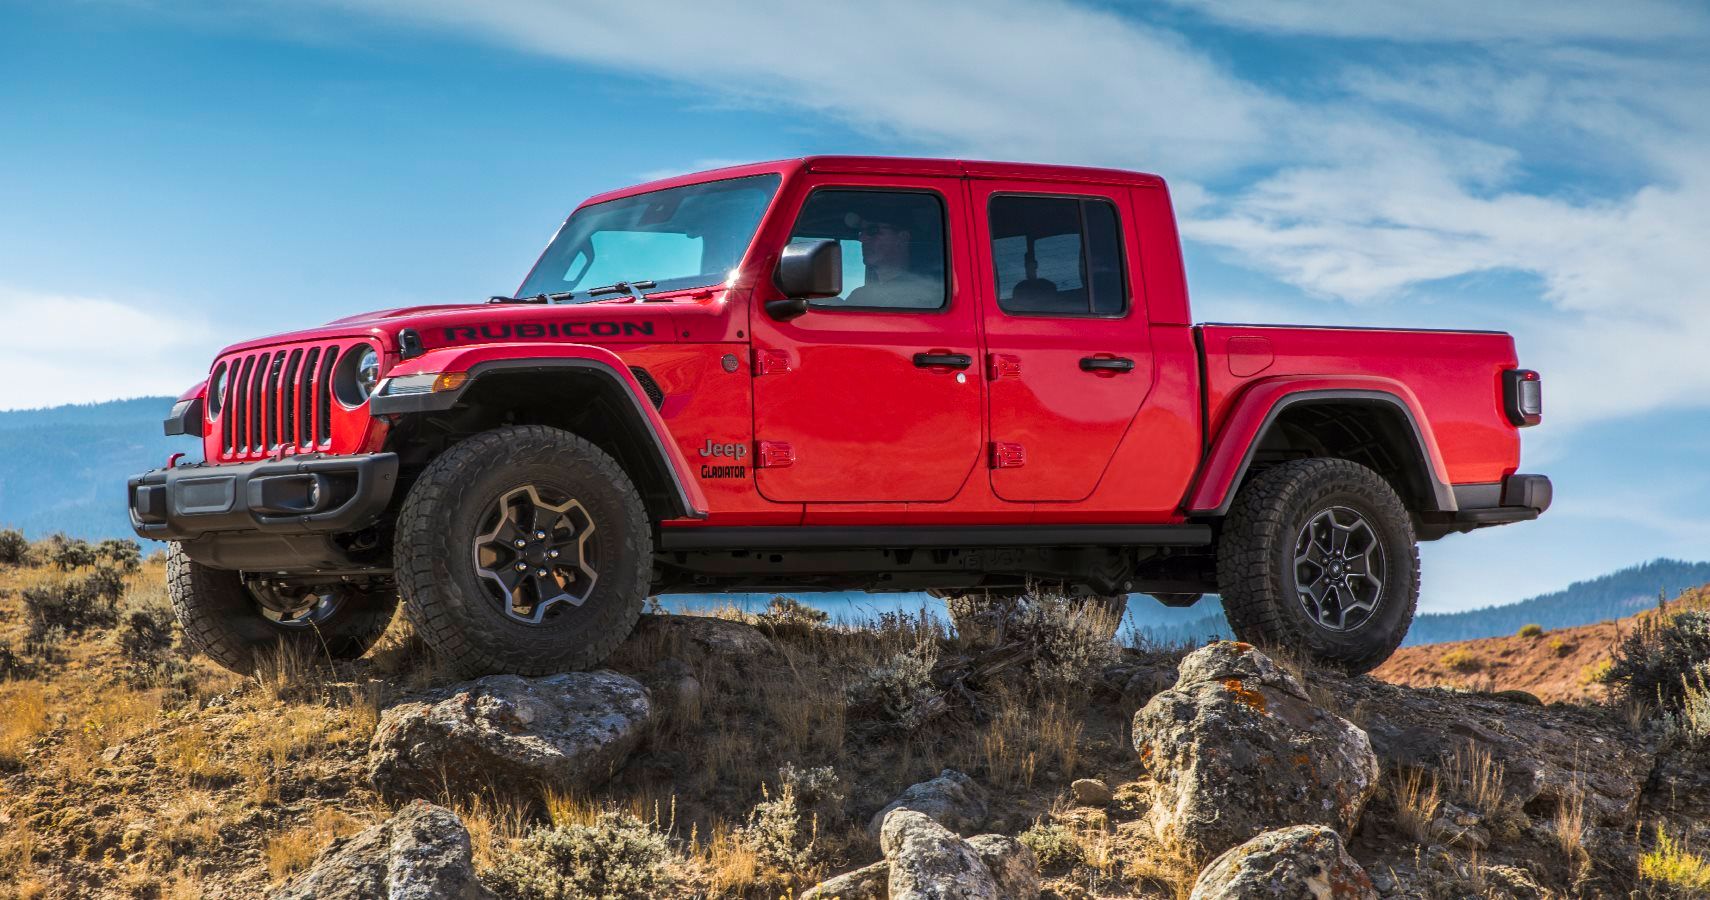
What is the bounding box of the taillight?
[1503,369,1542,427]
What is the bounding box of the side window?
[787,189,948,311]
[988,195,1127,317]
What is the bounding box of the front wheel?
[167,544,397,675]
[1216,458,1419,674]
[393,425,652,676]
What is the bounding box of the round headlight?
[208,362,228,416]
[334,343,382,407]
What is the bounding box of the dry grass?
[1440,649,1483,674]
[1392,766,1442,843]
[975,688,1083,790]
[0,679,49,765]
[1552,779,1588,869]
[1446,740,1506,818]
[263,808,362,883]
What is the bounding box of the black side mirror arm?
[765,297,811,321]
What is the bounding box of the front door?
[750,177,982,502]
[970,182,1154,502]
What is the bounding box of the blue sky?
[1,0,1706,612]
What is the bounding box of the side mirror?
[770,240,842,321]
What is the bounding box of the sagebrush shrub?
[112,588,177,663]
[0,529,28,567]
[1517,623,1544,638]
[760,595,829,628]
[740,782,816,877]
[44,533,96,570]
[1011,592,1121,692]
[22,565,126,640]
[1604,610,1710,712]
[95,538,143,574]
[778,762,845,822]
[483,812,675,900]
[1019,821,1082,868]
[847,637,943,731]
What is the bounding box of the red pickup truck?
[130,156,1549,676]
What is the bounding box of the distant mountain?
[1401,558,1710,645]
[0,396,199,540]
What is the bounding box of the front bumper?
[128,453,399,542]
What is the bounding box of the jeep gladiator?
[128,156,1550,675]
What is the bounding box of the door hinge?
[989,442,1026,468]
[757,441,796,468]
[752,349,793,376]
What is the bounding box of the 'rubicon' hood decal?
[435,319,660,345]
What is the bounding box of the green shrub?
[1440,649,1483,673]
[112,587,177,663]
[21,565,125,641]
[778,762,845,823]
[1605,610,1710,712]
[43,533,96,571]
[1641,825,1710,893]
[95,538,143,574]
[740,782,816,877]
[1019,821,1082,868]
[847,637,944,732]
[484,811,674,900]
[0,639,34,679]
[1516,623,1544,638]
[0,529,28,567]
[759,595,830,628]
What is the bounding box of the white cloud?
[0,288,217,410]
[318,0,1280,177]
[1161,0,1710,43]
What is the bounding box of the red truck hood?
[212,290,724,359]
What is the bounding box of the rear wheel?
[1216,458,1418,673]
[167,544,397,675]
[393,425,651,676]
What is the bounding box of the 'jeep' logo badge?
[699,440,748,460]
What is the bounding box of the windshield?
[517,173,782,300]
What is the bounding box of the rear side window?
[988,195,1127,317]
[787,189,948,311]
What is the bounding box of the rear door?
[749,175,983,502]
[970,181,1154,502]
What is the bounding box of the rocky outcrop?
[867,769,990,838]
[624,613,776,661]
[806,809,1039,900]
[1188,825,1376,900]
[1326,674,1650,829]
[1132,642,1379,858]
[368,671,651,803]
[799,860,888,900]
[881,810,1001,900]
[271,801,492,900]
[966,834,1040,899]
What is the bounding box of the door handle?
[1079,356,1135,373]
[914,352,973,370]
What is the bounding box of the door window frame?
[984,191,1132,320]
[784,185,955,315]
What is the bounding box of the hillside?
[1376,582,1710,704]
[0,397,196,540]
[3,546,1710,898]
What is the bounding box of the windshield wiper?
[583,280,660,301]
[487,291,574,305]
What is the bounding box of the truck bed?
[1196,323,1522,486]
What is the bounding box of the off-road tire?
[1216,457,1419,674]
[166,544,398,675]
[393,425,651,677]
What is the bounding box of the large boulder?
[1188,825,1376,900]
[868,769,990,838]
[966,834,1040,899]
[623,613,776,661]
[881,810,1000,900]
[369,671,651,803]
[799,860,888,900]
[272,801,493,900]
[1132,642,1379,858]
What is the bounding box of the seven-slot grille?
[216,344,343,457]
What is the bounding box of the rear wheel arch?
[1203,390,1455,518]
[379,360,697,524]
